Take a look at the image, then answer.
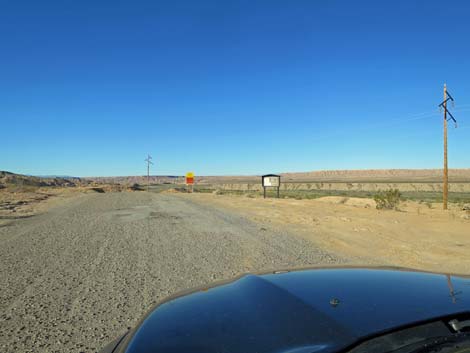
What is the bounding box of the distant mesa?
[2,168,470,188]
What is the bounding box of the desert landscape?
[4,2,470,352]
[1,169,470,352]
[2,169,470,276]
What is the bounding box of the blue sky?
[1,0,470,177]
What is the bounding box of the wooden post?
[443,84,448,210]
[147,161,150,192]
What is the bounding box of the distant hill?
[279,169,470,183]
[85,169,470,185]
[0,171,80,188]
[35,175,79,179]
[83,175,184,185]
[3,169,470,187]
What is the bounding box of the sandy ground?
[0,188,80,227]
[0,186,129,227]
[183,193,470,275]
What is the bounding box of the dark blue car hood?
[120,268,470,353]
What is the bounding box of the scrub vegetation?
[373,189,402,210]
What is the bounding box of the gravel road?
[0,192,343,353]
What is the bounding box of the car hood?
[122,268,470,353]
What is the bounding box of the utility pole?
[438,84,457,210]
[443,84,448,210]
[145,154,153,192]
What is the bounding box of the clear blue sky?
[2,0,470,177]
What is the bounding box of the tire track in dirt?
[0,192,343,353]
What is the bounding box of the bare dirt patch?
[182,193,470,275]
[0,188,74,226]
[0,184,134,226]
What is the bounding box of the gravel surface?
[0,192,343,353]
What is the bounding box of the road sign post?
[261,174,281,199]
[186,172,194,193]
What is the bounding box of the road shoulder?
[178,193,470,275]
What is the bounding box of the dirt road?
[0,192,342,353]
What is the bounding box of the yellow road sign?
[186,172,194,185]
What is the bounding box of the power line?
[305,111,440,144]
[303,106,470,145]
[144,154,153,192]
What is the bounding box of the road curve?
[0,192,342,353]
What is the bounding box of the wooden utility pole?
[443,84,448,210]
[438,84,458,210]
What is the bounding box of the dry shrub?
[374,189,401,210]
